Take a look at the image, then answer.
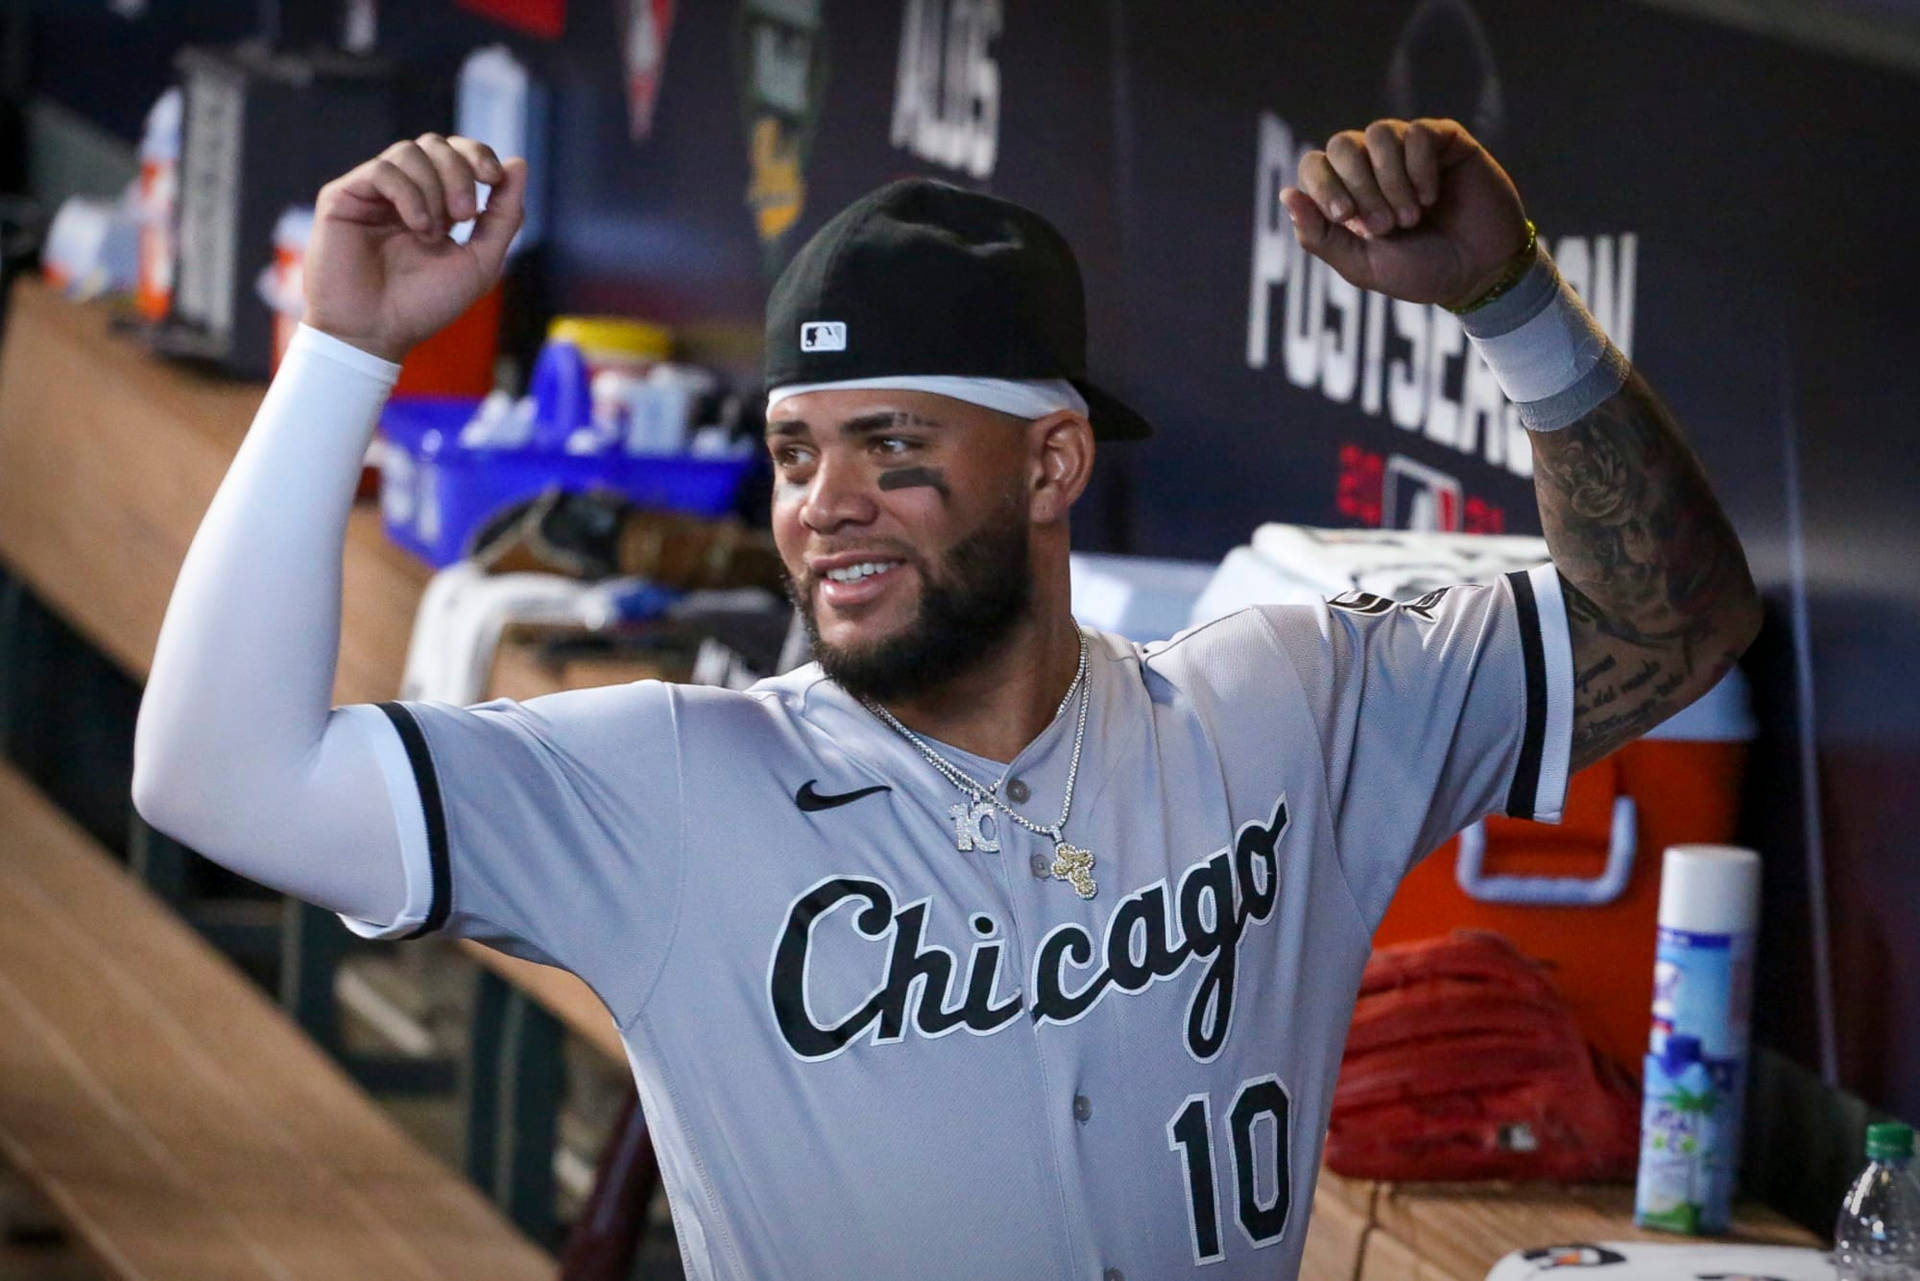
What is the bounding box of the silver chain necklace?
[865,630,1097,899]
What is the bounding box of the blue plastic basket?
[376,396,758,568]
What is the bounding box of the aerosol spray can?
[1635,844,1760,1234]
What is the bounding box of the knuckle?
[1364,119,1401,144]
[416,131,447,148]
[1326,132,1363,161]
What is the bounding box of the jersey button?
[1029,852,1051,879]
[1103,1269,1124,1281]
[1005,777,1031,803]
[1072,1094,1092,1123]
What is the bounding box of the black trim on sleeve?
[1503,569,1548,821]
[376,701,452,938]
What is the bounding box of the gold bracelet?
[1447,219,1538,315]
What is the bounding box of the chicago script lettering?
[767,796,1290,1062]
[1029,796,1285,1060]
[769,877,1021,1060]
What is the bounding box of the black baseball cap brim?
[765,179,1154,441]
[1071,379,1154,442]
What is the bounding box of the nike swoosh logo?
[795,780,893,812]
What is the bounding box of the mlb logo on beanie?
[800,321,846,352]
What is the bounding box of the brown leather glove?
[1326,929,1640,1182]
[470,487,785,593]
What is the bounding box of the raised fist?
[303,133,525,363]
[1281,118,1529,310]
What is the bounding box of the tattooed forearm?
[1563,579,1732,759]
[1619,658,1660,693]
[1576,652,1617,689]
[1531,371,1760,770]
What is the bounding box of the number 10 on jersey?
[1166,1074,1293,1264]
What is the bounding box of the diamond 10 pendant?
[1050,841,1096,899]
[949,801,1000,852]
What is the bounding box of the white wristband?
[1460,249,1629,432]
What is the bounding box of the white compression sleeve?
[133,324,425,926]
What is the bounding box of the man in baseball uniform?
[135,119,1760,1279]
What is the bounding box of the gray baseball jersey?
[339,564,1572,1280]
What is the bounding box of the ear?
[1026,409,1095,525]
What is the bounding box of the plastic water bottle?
[1835,1122,1920,1280]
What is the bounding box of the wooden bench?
[0,758,553,1280]
[1360,1179,1820,1280]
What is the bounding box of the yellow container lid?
[547,315,673,360]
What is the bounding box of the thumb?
[468,157,527,277]
[1280,186,1370,288]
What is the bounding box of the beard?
[789,514,1034,704]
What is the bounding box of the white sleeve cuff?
[1505,563,1573,824]
[289,323,405,386]
[330,703,439,940]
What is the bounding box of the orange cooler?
[1373,671,1755,1077]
